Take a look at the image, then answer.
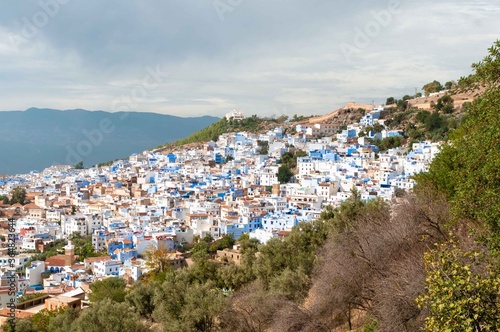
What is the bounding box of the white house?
[25,261,45,286]
[94,260,122,277]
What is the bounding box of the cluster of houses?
[0,106,441,322]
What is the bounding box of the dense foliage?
[415,40,500,331]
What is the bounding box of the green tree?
[386,97,395,105]
[74,161,84,169]
[277,165,294,184]
[126,282,159,320]
[415,40,500,244]
[373,136,403,152]
[218,263,254,290]
[30,308,66,332]
[88,277,126,303]
[2,318,35,332]
[10,187,27,204]
[416,240,500,331]
[422,80,444,96]
[257,140,269,155]
[269,267,310,302]
[0,195,8,204]
[153,277,226,332]
[416,110,430,123]
[46,308,80,332]
[70,298,149,332]
[372,122,385,133]
[434,95,454,114]
[74,242,95,260]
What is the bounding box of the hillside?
[154,87,475,157]
[5,41,500,332]
[0,108,219,174]
[155,114,291,153]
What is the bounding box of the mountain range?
[0,108,219,174]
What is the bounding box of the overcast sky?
[0,0,498,118]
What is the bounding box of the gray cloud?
[0,0,498,117]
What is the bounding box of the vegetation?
[164,116,264,147]
[276,150,307,183]
[0,187,28,205]
[73,161,84,169]
[414,40,500,331]
[373,136,404,151]
[291,114,314,122]
[25,239,67,264]
[71,233,107,260]
[18,293,47,304]
[422,80,444,96]
[95,158,125,168]
[433,94,454,113]
[416,239,500,331]
[256,140,269,155]
[88,277,127,303]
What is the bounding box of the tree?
[416,110,430,123]
[460,40,500,90]
[444,80,454,90]
[416,240,500,331]
[46,308,79,332]
[434,95,454,114]
[422,80,444,96]
[88,277,126,303]
[386,97,395,105]
[10,187,27,204]
[70,298,149,332]
[144,242,175,276]
[277,165,294,184]
[153,277,226,332]
[74,161,84,169]
[396,99,408,111]
[373,136,403,152]
[30,308,66,332]
[256,140,269,155]
[74,242,95,260]
[126,282,159,320]
[2,318,35,332]
[269,267,310,302]
[0,195,8,204]
[372,122,385,133]
[415,40,500,245]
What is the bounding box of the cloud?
[0,0,498,117]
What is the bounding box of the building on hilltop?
[225,109,245,121]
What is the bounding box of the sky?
[0,0,498,118]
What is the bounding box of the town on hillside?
[0,106,441,323]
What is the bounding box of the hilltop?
[154,86,479,157]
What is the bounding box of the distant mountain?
[0,108,219,174]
